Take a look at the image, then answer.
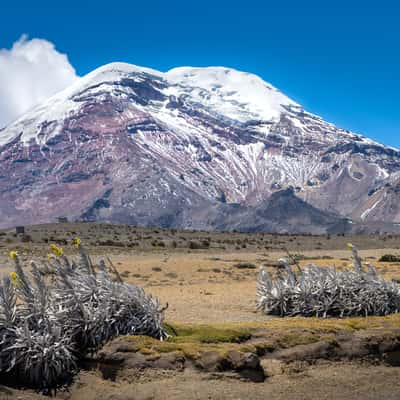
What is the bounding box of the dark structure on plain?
[57,217,69,223]
[16,226,25,234]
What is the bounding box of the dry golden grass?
[106,249,400,323]
[2,224,400,400]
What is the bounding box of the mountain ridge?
[0,62,399,232]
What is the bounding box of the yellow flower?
[73,237,81,249]
[10,272,19,284]
[50,244,64,257]
[346,243,354,249]
[47,253,53,261]
[9,251,18,260]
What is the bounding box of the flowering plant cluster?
[0,241,167,390]
[257,244,400,318]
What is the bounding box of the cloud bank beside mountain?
[0,35,78,128]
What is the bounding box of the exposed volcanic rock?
[353,176,400,223]
[0,62,399,233]
[212,188,352,234]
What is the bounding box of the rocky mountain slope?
[0,62,399,232]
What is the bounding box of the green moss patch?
[166,323,252,344]
[122,314,400,360]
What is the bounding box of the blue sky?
[1,0,399,148]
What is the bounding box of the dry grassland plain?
[1,223,400,399]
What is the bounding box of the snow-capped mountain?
[0,62,399,232]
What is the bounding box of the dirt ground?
[3,362,400,400]
[109,248,400,323]
[1,223,400,399]
[67,362,400,400]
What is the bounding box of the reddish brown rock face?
[0,63,399,233]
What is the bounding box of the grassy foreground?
[121,314,400,360]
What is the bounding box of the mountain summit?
[0,62,399,232]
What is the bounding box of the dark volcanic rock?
[211,188,352,234]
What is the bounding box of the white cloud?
[0,35,78,128]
